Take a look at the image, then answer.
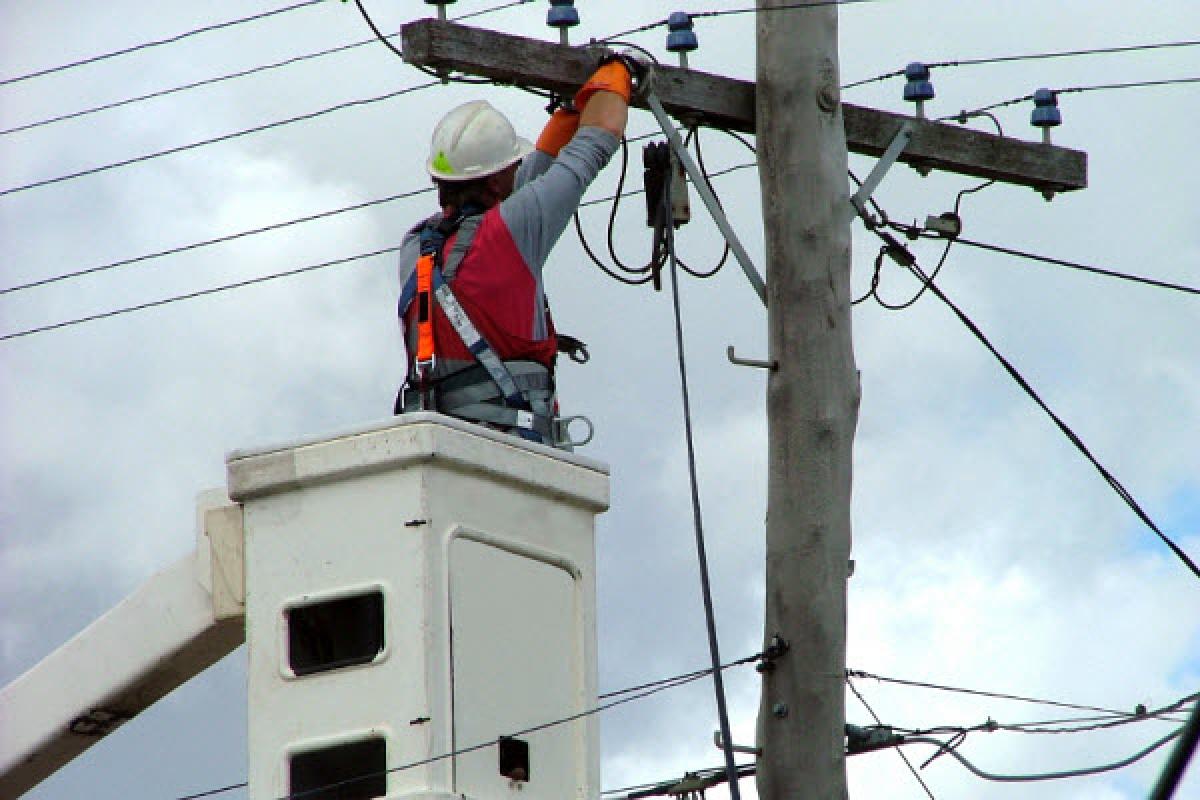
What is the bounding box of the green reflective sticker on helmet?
[432,151,454,175]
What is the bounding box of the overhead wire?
[0,188,433,296]
[659,178,743,799]
[848,669,1188,722]
[896,728,1184,783]
[0,1,325,88]
[843,38,1200,89]
[0,82,441,198]
[600,0,888,42]
[847,677,938,799]
[0,156,758,340]
[851,200,1200,580]
[168,654,763,800]
[959,76,1200,117]
[1,0,539,137]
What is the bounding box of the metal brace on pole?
[645,91,768,307]
[845,120,915,224]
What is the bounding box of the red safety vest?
[403,206,558,377]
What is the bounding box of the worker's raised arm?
[574,59,632,138]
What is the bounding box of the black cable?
[858,220,1200,580]
[897,728,1184,783]
[963,76,1200,116]
[849,669,1185,721]
[843,38,1200,90]
[0,82,440,198]
[914,259,1200,579]
[847,678,937,799]
[1,1,539,137]
[661,185,742,800]
[0,246,404,343]
[171,654,761,800]
[946,236,1200,296]
[600,0,887,41]
[0,188,433,296]
[0,1,325,88]
[2,159,748,331]
[674,126,731,279]
[1151,700,1200,800]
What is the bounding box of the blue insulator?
[666,12,698,53]
[902,62,935,103]
[547,0,580,29]
[1031,88,1062,128]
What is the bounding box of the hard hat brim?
[426,136,535,182]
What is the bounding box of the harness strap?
[443,215,482,282]
[433,280,525,406]
[414,253,436,368]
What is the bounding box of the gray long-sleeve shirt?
[398,126,620,341]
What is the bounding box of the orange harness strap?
[415,252,436,370]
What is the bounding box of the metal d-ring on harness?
[397,207,593,450]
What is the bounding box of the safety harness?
[396,206,578,448]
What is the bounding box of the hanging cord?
[576,126,730,285]
[661,178,742,799]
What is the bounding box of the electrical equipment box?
[226,413,609,800]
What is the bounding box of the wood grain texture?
[402,19,1087,192]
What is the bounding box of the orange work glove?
[535,107,581,157]
[573,59,633,110]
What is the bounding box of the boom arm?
[0,494,245,798]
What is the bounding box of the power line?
[0,246,404,343]
[962,76,1200,116]
[0,188,433,295]
[0,1,325,88]
[843,38,1200,89]
[849,669,1186,721]
[944,235,1200,296]
[0,82,440,198]
[0,160,756,340]
[601,0,886,41]
[847,677,937,799]
[896,727,1184,783]
[0,0,537,137]
[0,125,676,296]
[171,654,762,800]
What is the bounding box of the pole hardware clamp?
[846,121,915,225]
[713,730,762,756]
[726,345,777,371]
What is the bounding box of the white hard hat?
[426,100,533,182]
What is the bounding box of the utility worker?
[395,57,634,447]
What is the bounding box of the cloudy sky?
[2,1,1197,798]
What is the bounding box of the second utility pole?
[756,1,856,797]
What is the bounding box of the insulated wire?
[661,183,743,800]
[848,669,1192,722]
[1,0,537,137]
[0,162,758,340]
[843,38,1200,89]
[0,188,434,295]
[169,655,761,800]
[961,76,1200,116]
[600,0,887,41]
[0,1,325,87]
[856,216,1200,580]
[847,678,937,799]
[0,246,405,343]
[898,729,1183,783]
[0,82,441,198]
[1150,700,1200,800]
[946,236,1200,296]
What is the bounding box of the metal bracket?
[714,730,762,756]
[644,90,768,307]
[727,345,777,371]
[845,121,915,224]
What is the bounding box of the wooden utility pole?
[401,16,1087,798]
[756,2,854,797]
